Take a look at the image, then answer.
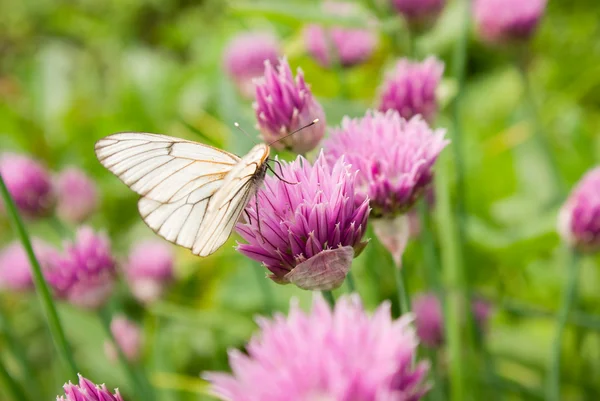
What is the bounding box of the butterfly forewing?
[95,133,269,257]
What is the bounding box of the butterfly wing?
[95,132,242,254]
[191,143,270,256]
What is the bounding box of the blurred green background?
[1,0,600,400]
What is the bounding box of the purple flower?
[303,1,378,68]
[254,58,326,154]
[324,110,448,218]
[0,153,54,218]
[223,32,280,98]
[236,153,369,291]
[392,0,446,29]
[55,167,99,224]
[46,226,117,309]
[558,167,600,253]
[104,315,143,363]
[125,240,174,304]
[58,374,124,401]
[0,239,59,292]
[413,292,493,348]
[379,57,445,123]
[473,0,547,45]
[205,294,429,401]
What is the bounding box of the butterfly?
[94,120,318,257]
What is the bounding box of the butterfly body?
[95,133,270,256]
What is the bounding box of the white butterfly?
[95,132,271,257]
[95,121,317,257]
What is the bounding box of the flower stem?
[252,267,274,315]
[322,290,336,307]
[0,173,78,379]
[49,214,71,239]
[346,271,356,293]
[0,357,30,401]
[547,250,580,401]
[98,307,153,401]
[394,264,411,315]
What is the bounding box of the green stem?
[418,200,441,293]
[517,49,565,198]
[547,250,580,401]
[0,173,78,379]
[394,265,411,315]
[345,271,356,293]
[49,215,71,239]
[0,357,30,401]
[98,307,153,401]
[252,267,274,315]
[440,0,472,399]
[425,349,445,401]
[322,291,336,307]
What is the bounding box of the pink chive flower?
[0,153,54,218]
[236,153,369,291]
[55,167,99,224]
[473,0,547,45]
[104,315,143,363]
[58,374,124,401]
[379,57,445,123]
[392,0,447,30]
[223,32,280,98]
[0,239,59,292]
[46,227,117,309]
[558,167,600,253]
[303,1,378,68]
[254,58,326,154]
[413,292,493,348]
[205,294,429,401]
[324,110,448,218]
[125,240,174,304]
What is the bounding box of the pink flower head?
[55,167,99,224]
[104,315,143,363]
[0,153,54,218]
[236,153,369,291]
[58,374,124,401]
[303,1,378,68]
[0,239,59,292]
[223,32,280,98]
[379,57,445,123]
[558,167,600,253]
[473,0,547,45]
[392,0,446,29]
[324,110,448,218]
[46,227,117,309]
[205,294,429,401]
[413,292,493,348]
[125,239,174,304]
[254,58,326,154]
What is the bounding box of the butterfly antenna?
[234,122,260,145]
[267,119,320,147]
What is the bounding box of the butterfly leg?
[267,162,298,185]
[254,192,267,243]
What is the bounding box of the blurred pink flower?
[205,294,429,401]
[46,226,117,309]
[223,32,280,98]
[379,57,444,123]
[324,110,448,218]
[0,153,54,218]
[473,0,547,44]
[104,315,143,363]
[55,167,99,224]
[392,0,447,29]
[254,58,326,154]
[59,374,124,401]
[0,239,59,292]
[558,167,600,253]
[125,239,174,304]
[303,1,378,68]
[236,153,369,291]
